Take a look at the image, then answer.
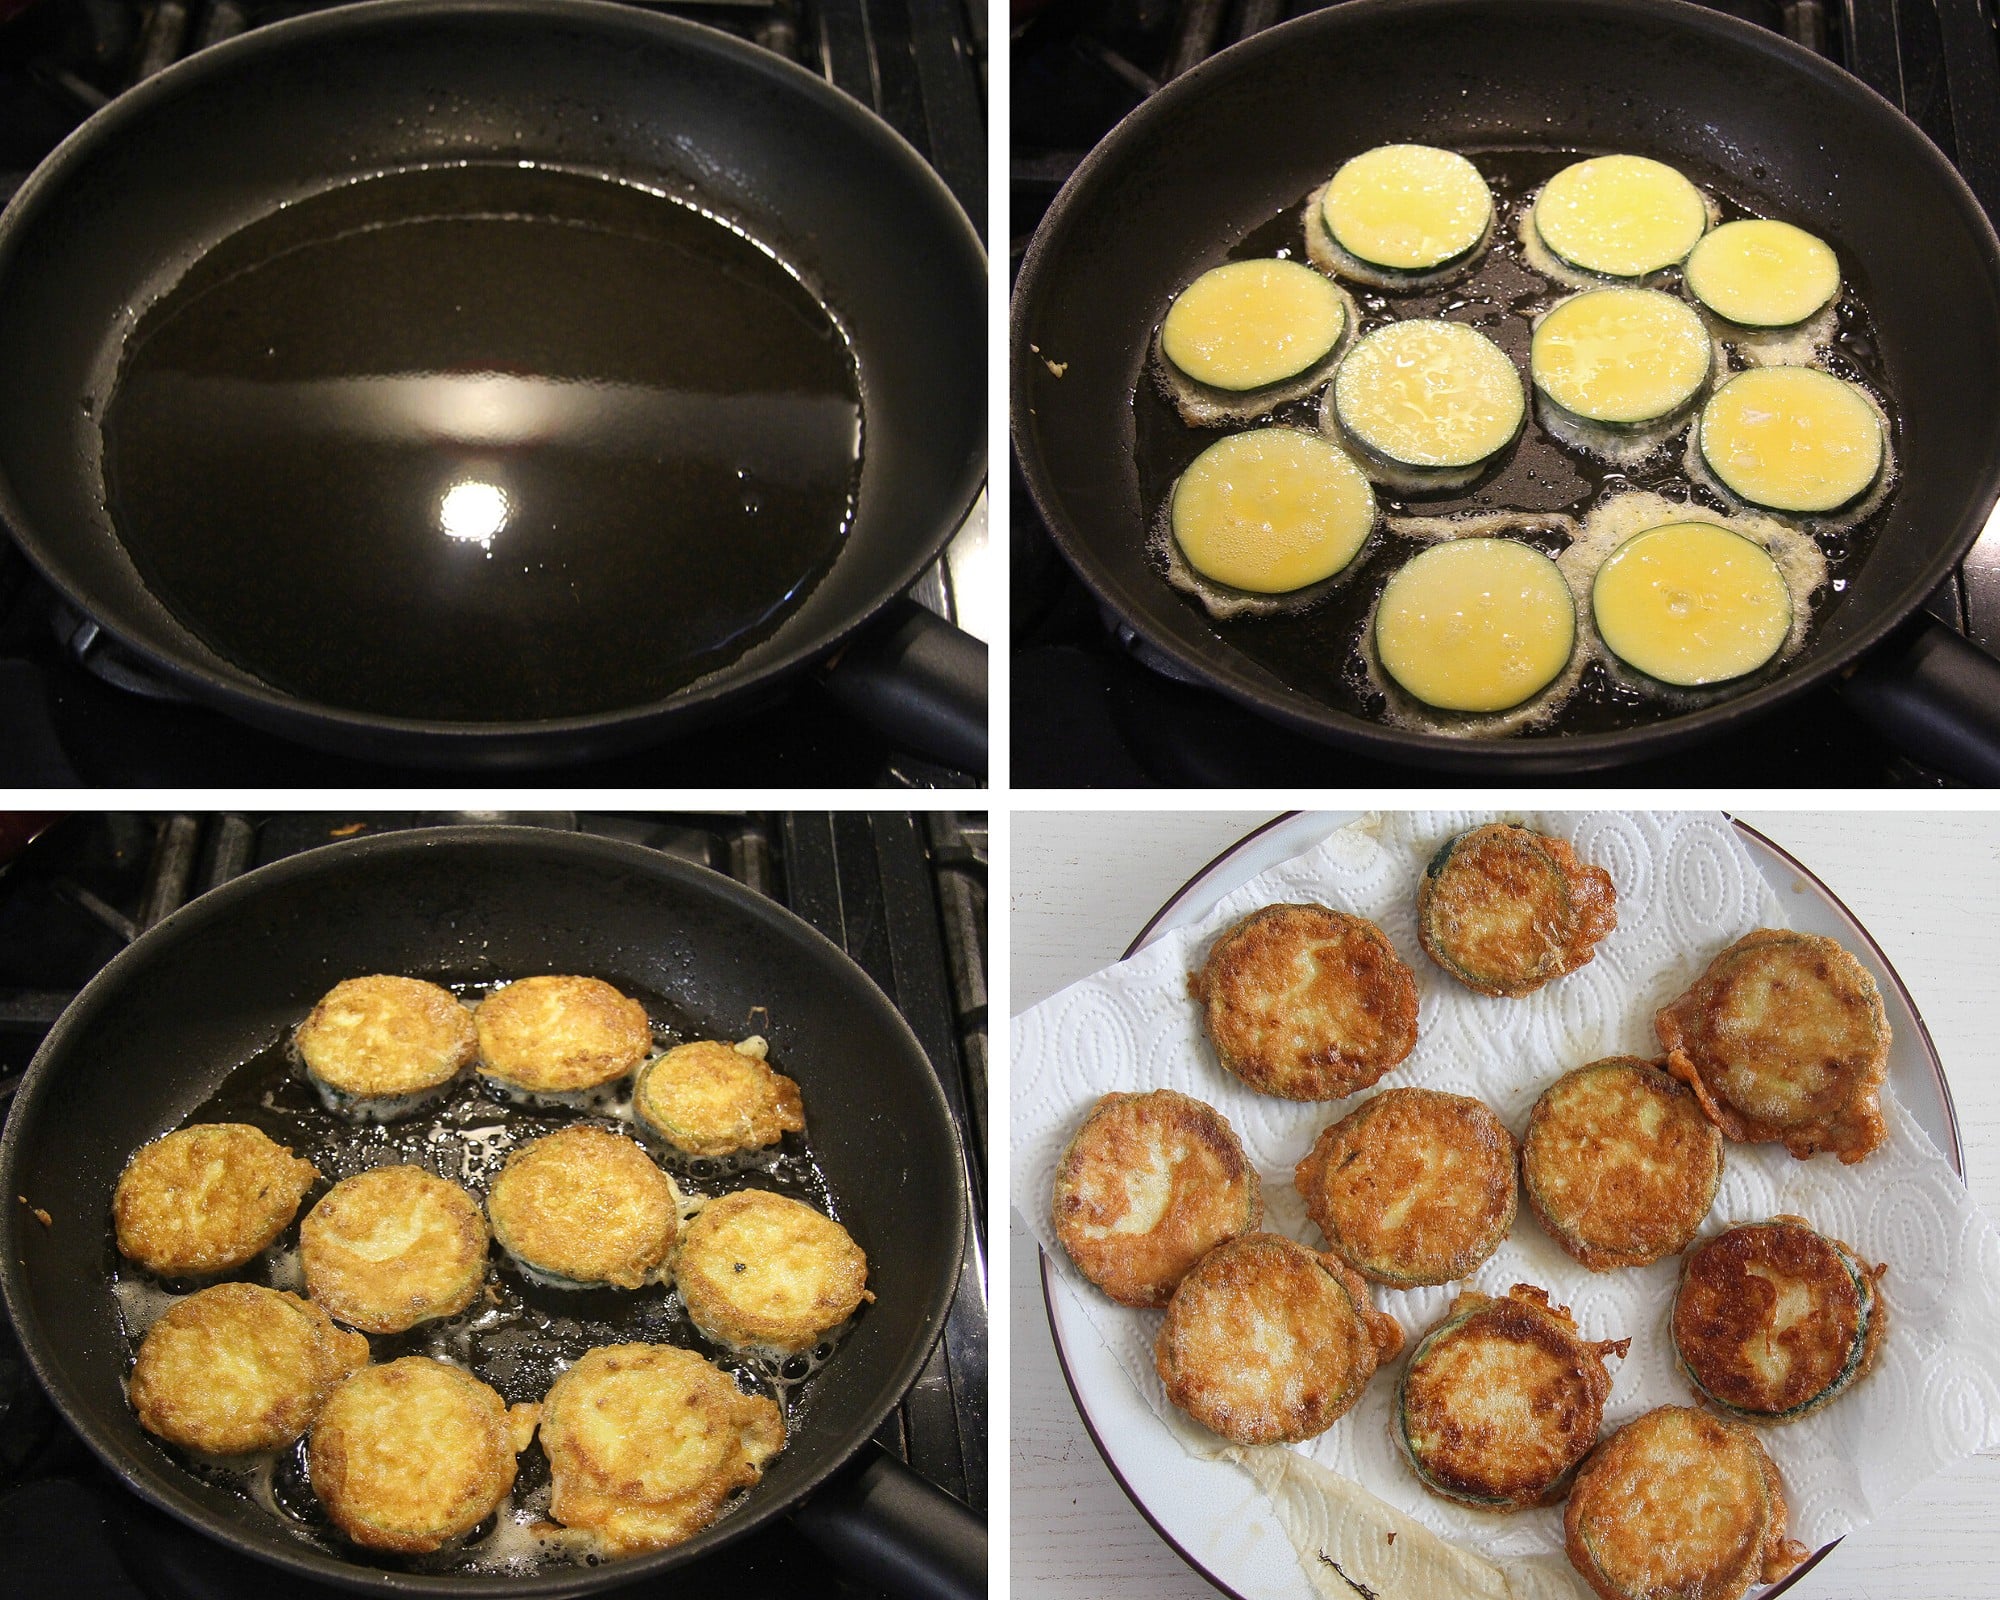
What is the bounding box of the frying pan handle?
[1838,615,2000,783]
[822,597,988,776]
[790,1442,987,1600]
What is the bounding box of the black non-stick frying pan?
[1011,0,2000,776]
[0,0,987,773]
[0,827,982,1597]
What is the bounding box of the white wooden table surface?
[1010,809,2000,1600]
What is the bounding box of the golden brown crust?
[1154,1233,1402,1445]
[1417,825,1619,998]
[1672,1217,1887,1423]
[1657,929,1890,1163]
[475,975,652,1093]
[633,1040,806,1157]
[300,1165,490,1334]
[294,975,476,1098]
[675,1189,870,1353]
[1564,1404,1807,1600]
[486,1125,678,1289]
[1399,1284,1628,1509]
[113,1123,319,1277]
[1295,1089,1517,1287]
[309,1357,529,1554]
[1522,1058,1722,1271]
[539,1343,785,1556]
[127,1282,367,1455]
[1190,904,1418,1101]
[1051,1090,1262,1308]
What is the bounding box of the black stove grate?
[0,810,986,1600]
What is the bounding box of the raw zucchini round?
[1320,144,1492,273]
[1684,219,1841,328]
[1530,287,1711,425]
[1160,258,1348,392]
[1592,521,1791,686]
[1332,320,1524,470]
[1374,538,1575,713]
[1169,429,1374,594]
[1698,366,1883,513]
[1533,154,1708,277]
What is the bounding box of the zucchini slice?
[1374,538,1575,713]
[1591,520,1791,686]
[1417,824,1616,999]
[1319,144,1492,274]
[1530,287,1711,425]
[1533,154,1708,278]
[1328,319,1524,475]
[1685,218,1841,328]
[1160,258,1348,392]
[1698,366,1883,514]
[1168,429,1375,594]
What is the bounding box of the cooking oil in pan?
[99,164,863,722]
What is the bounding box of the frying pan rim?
[0,0,988,747]
[1009,0,2000,770]
[0,823,972,1596]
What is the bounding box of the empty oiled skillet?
[0,828,982,1597]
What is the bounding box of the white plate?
[1041,811,1964,1600]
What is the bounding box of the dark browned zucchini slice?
[1417,824,1617,998]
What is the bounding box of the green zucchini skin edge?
[1394,1308,1520,1509]
[1314,205,1490,281]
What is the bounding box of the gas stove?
[1011,0,2000,786]
[0,810,987,1600]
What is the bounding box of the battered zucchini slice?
[1533,154,1709,278]
[1314,144,1494,280]
[1294,1088,1517,1288]
[113,1123,319,1278]
[1522,1058,1721,1271]
[1657,928,1890,1163]
[1397,1284,1628,1510]
[1325,320,1524,488]
[1530,288,1711,426]
[1168,429,1376,596]
[1672,1217,1887,1424]
[1417,823,1618,998]
[1154,1232,1403,1445]
[1157,258,1352,425]
[1564,1405,1808,1600]
[1684,219,1841,328]
[1697,366,1884,514]
[294,975,476,1120]
[1373,539,1576,714]
[1591,521,1792,687]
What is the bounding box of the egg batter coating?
[1189,903,1418,1101]
[475,975,652,1096]
[309,1357,537,1554]
[539,1343,785,1556]
[1563,1405,1808,1600]
[1296,1088,1517,1287]
[633,1039,805,1157]
[1154,1233,1402,1445]
[1522,1058,1721,1271]
[486,1125,679,1290]
[1051,1089,1261,1308]
[1672,1216,1887,1424]
[300,1165,490,1334]
[294,974,476,1110]
[113,1123,319,1277]
[1656,928,1890,1163]
[675,1189,870,1353]
[1417,824,1618,998]
[127,1282,367,1456]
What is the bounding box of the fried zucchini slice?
[674,1189,870,1355]
[1657,928,1890,1163]
[1564,1404,1808,1600]
[1685,219,1841,329]
[300,1165,490,1335]
[1417,823,1618,997]
[632,1038,805,1158]
[486,1125,680,1289]
[1154,1232,1402,1445]
[294,975,476,1119]
[1373,538,1576,714]
[1530,287,1711,426]
[1189,903,1418,1101]
[113,1123,319,1278]
[1522,1058,1720,1270]
[1533,155,1708,278]
[1327,320,1525,484]
[1157,259,1350,424]
[1697,366,1884,514]
[1168,429,1376,595]
[475,975,652,1099]
[1591,521,1792,687]
[1051,1089,1262,1308]
[1317,144,1494,276]
[1398,1284,1628,1509]
[1294,1088,1517,1287]
[1672,1216,1887,1424]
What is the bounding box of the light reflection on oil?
[439,478,511,551]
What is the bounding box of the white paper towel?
[1012,811,2000,1568]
